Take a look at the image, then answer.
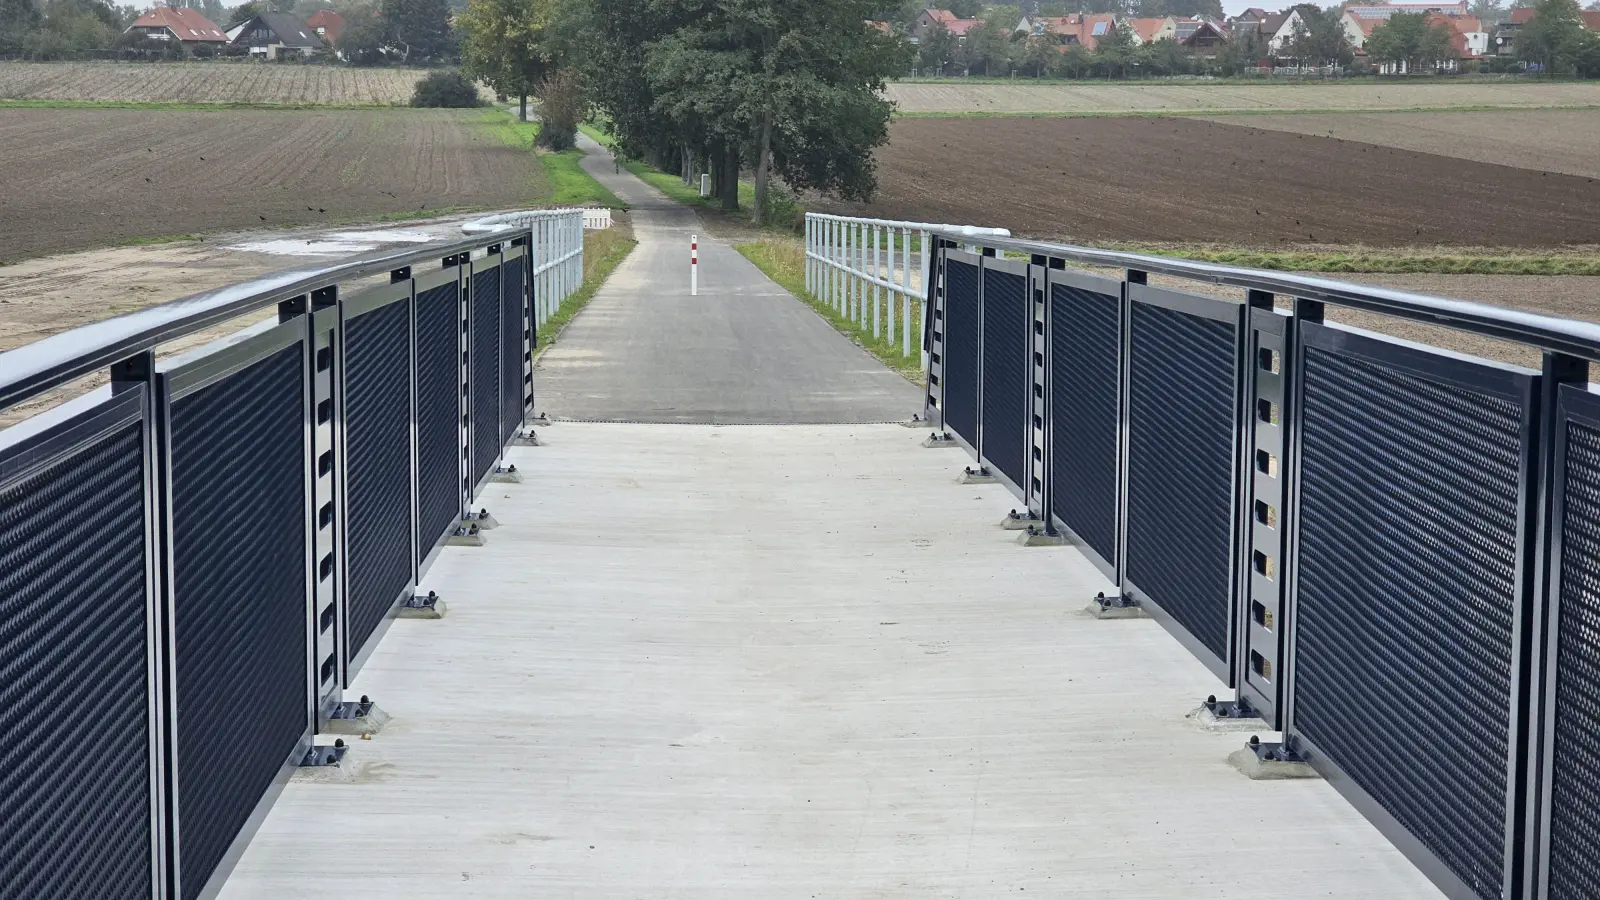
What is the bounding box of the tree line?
[459,0,902,226]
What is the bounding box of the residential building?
[1496,7,1600,55]
[1174,16,1230,50]
[1019,13,1120,50]
[304,9,346,46]
[1127,16,1178,44]
[915,9,978,43]
[124,6,229,46]
[1341,2,1470,50]
[227,13,322,59]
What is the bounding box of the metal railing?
[895,215,1600,900]
[0,209,582,900]
[458,208,586,329]
[804,213,1009,364]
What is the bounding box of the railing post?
[873,225,882,340]
[903,227,914,360]
[919,230,932,370]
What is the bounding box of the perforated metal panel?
[501,254,528,443]
[415,280,460,564]
[943,258,980,448]
[1,419,152,900]
[168,345,308,900]
[1293,331,1529,900]
[1125,297,1239,667]
[981,267,1027,490]
[1541,400,1600,900]
[471,265,502,489]
[343,300,412,669]
[1049,281,1120,569]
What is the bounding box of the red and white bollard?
[691,235,699,296]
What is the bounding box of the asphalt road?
[532,135,922,424]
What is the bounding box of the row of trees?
[459,0,902,226]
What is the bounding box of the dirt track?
[835,116,1600,248]
[0,107,542,262]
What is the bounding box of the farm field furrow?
[829,116,1600,248]
[885,80,1600,115]
[0,108,545,262]
[1201,109,1600,180]
[0,61,492,105]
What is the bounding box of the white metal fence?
[462,208,587,328]
[805,213,1008,365]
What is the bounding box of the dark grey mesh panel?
[501,255,528,443]
[169,346,308,900]
[0,424,151,900]
[981,268,1027,489]
[415,281,460,564]
[471,266,502,489]
[343,300,412,667]
[1545,417,1600,899]
[1048,282,1119,567]
[1294,347,1524,900]
[1125,301,1237,664]
[943,259,980,447]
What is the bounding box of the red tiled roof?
[945,18,979,36]
[927,10,958,25]
[1583,10,1600,29]
[128,6,228,42]
[1127,17,1169,41]
[305,9,345,43]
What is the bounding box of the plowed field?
[0,107,542,262]
[837,116,1600,248]
[0,61,488,105]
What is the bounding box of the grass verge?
[0,98,419,111]
[895,103,1600,119]
[537,221,636,354]
[735,237,924,384]
[482,110,624,209]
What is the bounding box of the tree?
[1470,0,1506,22]
[1020,34,1057,76]
[1365,11,1452,71]
[339,13,391,64]
[1139,36,1190,75]
[946,0,981,16]
[411,69,483,106]
[1057,41,1092,77]
[381,0,454,62]
[917,22,958,74]
[227,1,265,27]
[1519,0,1586,71]
[458,0,555,120]
[1093,21,1136,78]
[533,66,584,149]
[1283,8,1352,66]
[0,0,43,55]
[962,13,1014,75]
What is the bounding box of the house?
[1019,13,1119,50]
[228,13,322,59]
[1175,17,1229,50]
[915,9,978,43]
[1496,7,1600,54]
[124,6,229,46]
[1341,2,1470,50]
[304,9,346,46]
[1127,16,1178,45]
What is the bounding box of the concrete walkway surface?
[220,423,1444,899]
[532,134,921,424]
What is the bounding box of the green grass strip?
[895,103,1600,119]
[735,237,924,383]
[538,226,636,352]
[483,110,623,209]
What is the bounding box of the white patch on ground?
[226,239,381,257]
[323,230,438,244]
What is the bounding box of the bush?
[534,67,584,151]
[761,183,804,231]
[411,70,481,107]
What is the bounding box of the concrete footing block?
[922,432,961,449]
[490,469,523,484]
[514,431,542,447]
[395,592,446,620]
[958,466,995,485]
[469,511,500,531]
[1000,510,1041,531]
[447,530,485,547]
[324,700,391,738]
[1187,703,1265,733]
[1228,741,1319,781]
[1018,528,1064,547]
[1083,593,1148,619]
[901,413,938,429]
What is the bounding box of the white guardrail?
[805,213,1008,365]
[462,208,587,328]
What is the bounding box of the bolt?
[335,738,346,748]
[360,695,370,705]
[1249,734,1260,747]
[1206,694,1217,705]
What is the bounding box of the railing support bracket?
[491,464,523,484]
[1001,509,1041,531]
[515,429,542,447]
[901,412,936,429]
[1018,524,1064,547]
[1189,694,1265,731]
[323,696,390,737]
[922,431,960,449]
[958,465,995,485]
[298,739,347,768]
[447,523,485,547]
[469,508,499,531]
[1229,736,1318,781]
[1085,592,1148,620]
[396,591,446,620]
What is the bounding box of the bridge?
[3,136,1597,900]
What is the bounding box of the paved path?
[221,424,1444,899]
[533,135,921,424]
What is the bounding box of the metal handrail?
[930,229,1600,362]
[461,207,588,234]
[807,212,1010,240]
[0,228,562,412]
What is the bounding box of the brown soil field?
[0,61,490,105]
[885,80,1600,114]
[0,107,543,262]
[832,116,1600,248]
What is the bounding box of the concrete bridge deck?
[217,139,1443,899]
